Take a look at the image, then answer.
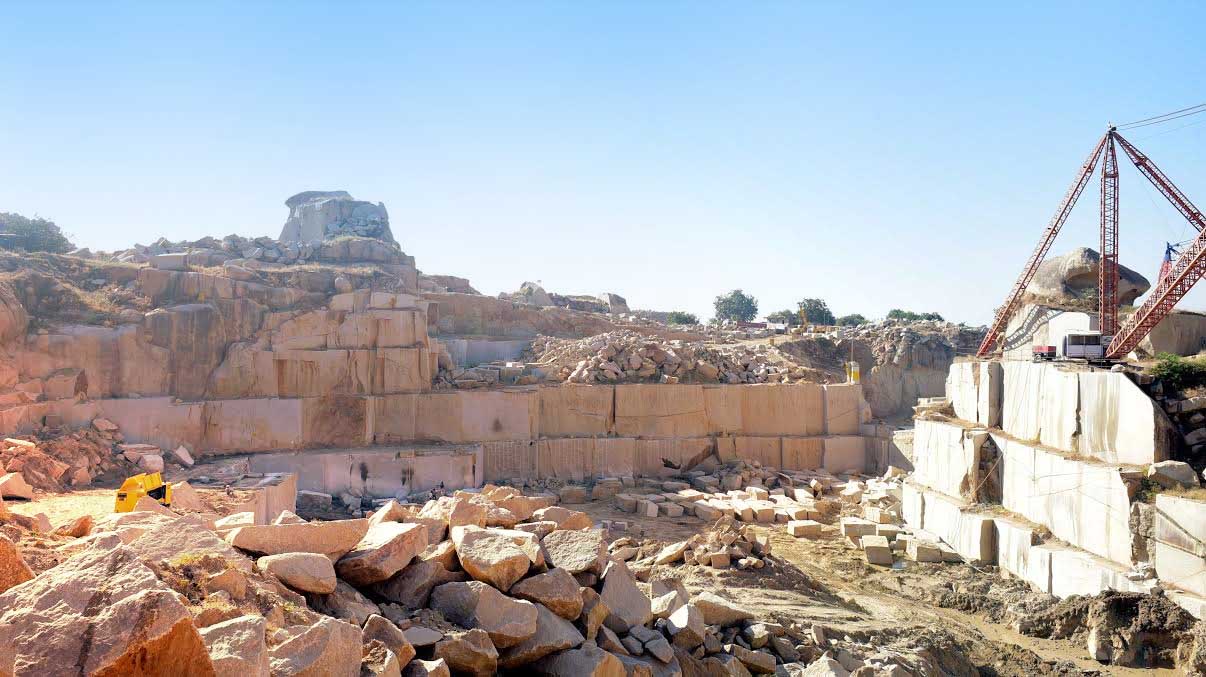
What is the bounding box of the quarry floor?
[5,485,1175,676]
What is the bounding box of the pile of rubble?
[0,477,939,676]
[529,331,818,385]
[0,418,194,495]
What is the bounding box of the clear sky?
[4,2,1206,325]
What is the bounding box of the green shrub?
[665,311,699,325]
[713,290,758,323]
[1149,352,1206,392]
[837,313,868,326]
[0,212,74,253]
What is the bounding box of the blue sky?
[4,2,1206,325]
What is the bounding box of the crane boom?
[1099,136,1119,337]
[975,133,1110,357]
[1106,132,1206,358]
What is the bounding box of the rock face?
[267,615,363,677]
[279,191,395,244]
[0,535,215,676]
[1027,247,1150,307]
[198,614,270,677]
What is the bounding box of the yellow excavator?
[114,472,173,512]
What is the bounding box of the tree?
[665,311,699,325]
[887,309,944,322]
[765,309,798,326]
[713,289,758,323]
[797,298,836,325]
[0,213,73,254]
[837,313,868,326]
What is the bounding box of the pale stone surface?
[692,592,754,626]
[268,615,363,677]
[429,580,538,648]
[336,521,428,586]
[258,552,337,594]
[0,472,32,500]
[198,614,269,677]
[226,518,369,558]
[129,515,253,572]
[1147,460,1199,489]
[910,419,985,501]
[542,528,607,576]
[0,535,215,676]
[509,567,584,620]
[404,658,451,677]
[1153,494,1206,598]
[530,640,626,676]
[362,640,402,677]
[533,505,593,530]
[451,525,540,591]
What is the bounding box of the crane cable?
[1117,103,1206,130]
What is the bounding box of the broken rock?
[429,580,538,648]
[433,628,498,677]
[258,552,337,594]
[268,615,363,677]
[542,527,608,576]
[451,525,540,591]
[500,603,586,668]
[0,533,33,594]
[337,521,428,586]
[226,518,369,558]
[199,614,270,677]
[509,566,585,620]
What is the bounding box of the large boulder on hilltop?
[0,534,215,676]
[280,190,395,244]
[1026,246,1150,308]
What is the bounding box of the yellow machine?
[114,472,173,512]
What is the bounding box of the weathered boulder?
[371,558,468,610]
[433,628,498,677]
[599,560,652,632]
[268,615,363,677]
[0,533,33,594]
[530,640,625,676]
[198,614,270,677]
[403,658,451,677]
[306,580,381,626]
[362,640,403,677]
[280,191,395,244]
[226,518,369,558]
[499,603,586,668]
[0,472,32,500]
[336,521,428,586]
[363,614,417,667]
[533,505,593,530]
[420,496,487,529]
[542,528,607,576]
[1147,460,1200,489]
[1027,247,1149,307]
[693,592,754,627]
[428,580,538,648]
[258,552,337,594]
[129,515,253,572]
[451,525,541,591]
[0,535,215,676]
[509,567,584,620]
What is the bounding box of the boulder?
[1147,460,1200,489]
[0,472,32,500]
[1026,247,1149,306]
[666,604,705,649]
[268,616,363,677]
[0,533,33,594]
[533,505,593,530]
[542,528,607,576]
[796,656,849,676]
[599,560,652,632]
[54,514,93,538]
[173,446,196,467]
[363,614,417,667]
[403,658,451,677]
[280,191,395,244]
[258,552,337,594]
[420,496,487,529]
[451,525,540,591]
[306,580,381,626]
[692,592,754,627]
[433,628,498,677]
[362,640,402,677]
[226,518,369,558]
[428,581,538,648]
[198,614,270,677]
[499,603,586,669]
[510,567,584,620]
[129,515,253,572]
[138,453,166,473]
[530,640,626,676]
[577,587,609,641]
[371,559,468,610]
[0,535,215,676]
[336,521,428,586]
[403,626,444,649]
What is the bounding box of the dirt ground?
[574,500,1177,676]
